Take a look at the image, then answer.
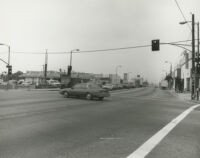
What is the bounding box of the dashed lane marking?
[126,104,200,158]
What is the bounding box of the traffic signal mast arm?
[151,39,199,53]
[161,42,192,53]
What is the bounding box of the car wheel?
[64,92,69,98]
[99,97,104,101]
[86,93,92,100]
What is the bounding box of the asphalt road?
[0,87,199,158]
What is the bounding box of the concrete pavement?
[0,87,199,158]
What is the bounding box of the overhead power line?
[173,0,193,55]
[0,39,198,55]
[10,51,68,54]
[174,0,191,30]
[8,45,151,54]
[77,45,151,53]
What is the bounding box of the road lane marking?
[127,104,200,158]
[100,137,122,140]
[111,88,146,95]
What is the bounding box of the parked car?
[17,79,25,84]
[112,84,123,90]
[47,79,61,87]
[59,82,110,100]
[21,81,33,86]
[0,82,7,86]
[116,84,123,89]
[102,84,114,90]
[122,83,133,89]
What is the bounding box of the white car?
[102,84,114,90]
[48,80,61,87]
[21,81,32,86]
[0,82,8,86]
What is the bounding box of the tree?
[12,71,24,80]
[165,75,173,89]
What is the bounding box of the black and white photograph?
[0,0,200,158]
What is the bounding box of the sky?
[0,0,200,83]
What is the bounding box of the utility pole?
[44,49,48,86]
[191,14,195,100]
[196,22,200,100]
[68,49,79,77]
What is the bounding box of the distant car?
[17,79,25,84]
[113,84,123,90]
[160,80,168,90]
[102,84,114,90]
[122,83,132,89]
[21,81,32,86]
[0,79,3,84]
[48,79,61,87]
[0,82,7,86]
[59,82,110,100]
[116,84,123,89]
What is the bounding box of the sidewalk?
[171,90,200,104]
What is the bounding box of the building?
[131,75,143,87]
[20,71,60,85]
[109,74,121,84]
[21,70,123,87]
[174,51,191,92]
[123,73,129,84]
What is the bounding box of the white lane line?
[100,137,122,140]
[127,104,200,158]
[111,88,146,95]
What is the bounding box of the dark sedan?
[59,82,110,100]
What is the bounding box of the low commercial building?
[174,51,191,92]
[131,75,143,87]
[20,71,60,85]
[109,74,121,84]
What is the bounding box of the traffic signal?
[152,39,160,51]
[7,65,12,75]
[67,65,72,75]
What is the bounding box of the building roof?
[21,71,60,79]
[21,71,105,80]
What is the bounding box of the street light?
[180,20,199,100]
[180,14,195,100]
[179,21,192,25]
[115,65,122,84]
[197,22,200,100]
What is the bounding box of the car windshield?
[105,84,112,86]
[87,84,100,89]
[73,84,83,89]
